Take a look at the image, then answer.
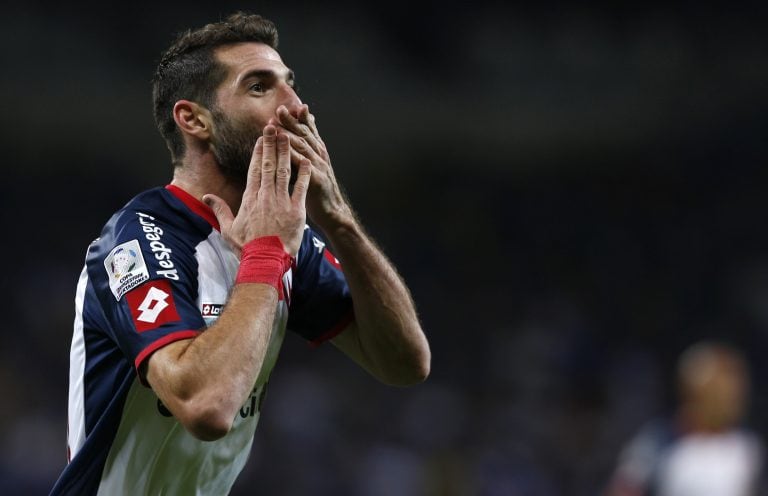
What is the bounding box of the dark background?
[1,1,767,494]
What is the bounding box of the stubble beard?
[210,107,260,186]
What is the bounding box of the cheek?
[244,101,280,134]
[220,100,268,132]
[232,111,266,139]
[244,112,268,134]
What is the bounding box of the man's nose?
[278,84,303,116]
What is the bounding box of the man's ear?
[172,100,213,142]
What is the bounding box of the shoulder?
[626,418,680,454]
[108,187,212,240]
[613,418,679,484]
[296,225,342,270]
[297,225,320,258]
[86,187,213,299]
[92,187,214,254]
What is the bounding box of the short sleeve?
[287,226,354,345]
[87,209,207,380]
[611,420,674,491]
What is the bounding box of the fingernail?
[264,125,276,136]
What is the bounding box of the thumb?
[202,194,234,233]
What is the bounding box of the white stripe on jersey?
[67,267,89,459]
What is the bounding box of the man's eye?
[249,83,264,92]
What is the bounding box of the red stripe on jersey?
[134,330,200,384]
[323,249,342,270]
[125,279,181,332]
[166,184,220,231]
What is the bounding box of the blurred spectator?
[605,342,764,496]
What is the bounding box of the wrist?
[236,236,294,292]
[310,204,357,234]
[316,216,367,252]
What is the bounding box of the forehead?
[215,42,287,79]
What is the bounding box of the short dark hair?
[152,12,278,165]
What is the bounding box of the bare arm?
[274,105,431,386]
[145,285,278,440]
[145,126,311,440]
[324,219,430,386]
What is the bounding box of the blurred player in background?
[606,341,763,496]
[50,12,430,495]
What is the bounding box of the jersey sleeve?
[610,420,673,491]
[87,210,206,382]
[287,226,354,345]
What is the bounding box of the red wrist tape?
[236,236,294,293]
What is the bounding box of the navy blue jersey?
[51,185,352,495]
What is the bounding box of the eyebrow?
[238,68,296,86]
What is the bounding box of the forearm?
[147,283,278,439]
[320,215,430,385]
[273,106,429,383]
[147,126,308,441]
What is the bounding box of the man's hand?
[203,125,312,257]
[272,105,430,386]
[272,104,353,231]
[149,125,311,441]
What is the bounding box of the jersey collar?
[165,184,220,231]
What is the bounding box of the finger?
[298,104,320,138]
[267,117,280,128]
[290,158,312,207]
[279,113,326,159]
[275,131,291,198]
[290,148,306,167]
[260,125,278,192]
[290,149,314,179]
[290,147,326,179]
[277,105,313,140]
[287,133,323,165]
[245,137,263,192]
[298,105,324,151]
[202,194,235,233]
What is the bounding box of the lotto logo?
[137,287,170,323]
[126,279,181,332]
[202,303,224,317]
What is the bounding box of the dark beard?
[210,108,260,186]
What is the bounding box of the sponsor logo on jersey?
[156,385,266,419]
[137,212,179,281]
[239,385,267,419]
[311,236,325,253]
[104,239,150,301]
[125,279,181,332]
[201,303,224,317]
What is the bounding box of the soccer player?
[605,342,763,496]
[51,13,430,495]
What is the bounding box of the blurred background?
[1,0,768,494]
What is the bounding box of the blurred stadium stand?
[1,1,767,494]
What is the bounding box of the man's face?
[209,42,302,182]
